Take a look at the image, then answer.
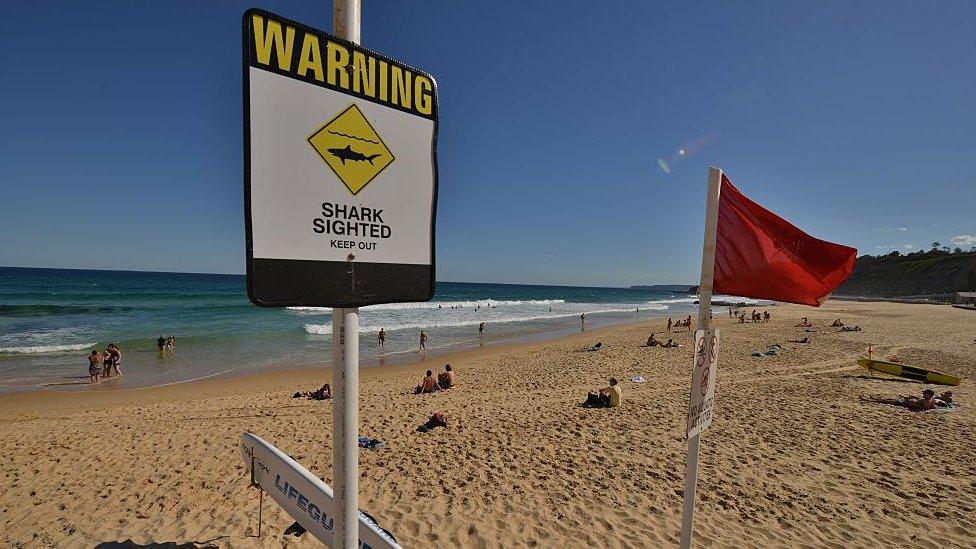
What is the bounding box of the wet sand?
[1,300,975,547]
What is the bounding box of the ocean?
[0,267,749,393]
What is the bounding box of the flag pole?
[680,166,722,549]
[332,3,361,549]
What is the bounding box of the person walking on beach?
[378,328,386,346]
[88,350,101,383]
[667,318,672,333]
[419,330,427,351]
[685,315,693,332]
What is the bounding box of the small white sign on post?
[687,328,719,439]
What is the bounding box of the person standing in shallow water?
[479,322,484,336]
[378,328,386,346]
[419,330,427,351]
[88,350,101,383]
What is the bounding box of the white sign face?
[686,328,719,439]
[243,9,438,307]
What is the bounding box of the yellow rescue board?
[857,359,961,386]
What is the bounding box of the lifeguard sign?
[243,9,438,307]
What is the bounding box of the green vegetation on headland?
[838,247,976,299]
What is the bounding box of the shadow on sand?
[95,538,225,549]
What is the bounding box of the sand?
[2,300,975,548]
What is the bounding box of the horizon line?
[0,264,695,290]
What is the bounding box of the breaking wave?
[0,343,96,355]
[287,299,567,315]
[303,303,665,335]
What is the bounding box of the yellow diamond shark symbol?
[308,104,395,195]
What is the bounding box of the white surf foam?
[0,342,96,355]
[286,299,568,315]
[304,303,662,335]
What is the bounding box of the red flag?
[713,174,856,306]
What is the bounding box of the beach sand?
[2,300,975,548]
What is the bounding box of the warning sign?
[243,9,438,308]
[686,328,719,439]
[308,104,395,195]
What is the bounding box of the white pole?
[332,4,361,548]
[333,307,359,549]
[680,166,722,549]
[334,0,361,43]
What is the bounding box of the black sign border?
[242,8,438,308]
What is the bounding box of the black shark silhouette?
[327,144,382,165]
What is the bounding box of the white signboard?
[243,9,438,307]
[686,328,719,438]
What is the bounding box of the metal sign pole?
[332,4,362,547]
[680,166,722,549]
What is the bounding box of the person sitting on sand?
[646,333,661,347]
[585,378,622,408]
[312,383,331,400]
[830,319,844,327]
[437,364,455,389]
[88,350,101,383]
[795,317,813,328]
[416,370,440,394]
[738,313,746,324]
[662,338,678,348]
[602,378,622,407]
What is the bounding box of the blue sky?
[1,1,974,286]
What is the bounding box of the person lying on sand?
[935,391,954,407]
[587,342,603,351]
[662,338,680,348]
[584,378,622,408]
[787,337,811,344]
[293,383,331,400]
[863,389,936,411]
[437,364,456,389]
[795,317,813,328]
[415,370,440,394]
[840,325,862,332]
[830,319,844,327]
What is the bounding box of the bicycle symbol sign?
[687,328,720,438]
